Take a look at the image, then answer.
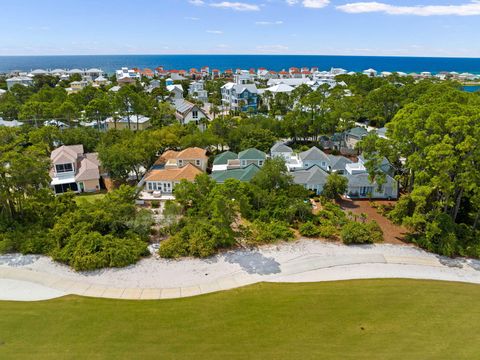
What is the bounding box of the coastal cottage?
[292,165,329,195]
[210,148,266,183]
[142,147,207,195]
[173,99,210,131]
[50,145,102,195]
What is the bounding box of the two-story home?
[173,99,210,131]
[50,145,102,194]
[167,84,184,100]
[270,142,303,171]
[143,147,207,196]
[188,81,208,103]
[210,148,266,183]
[221,75,258,112]
[299,146,331,172]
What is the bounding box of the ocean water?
[1,55,480,75]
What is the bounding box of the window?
[321,161,326,168]
[55,163,73,173]
[241,160,246,167]
[178,160,183,166]
[148,182,152,191]
[192,110,198,119]
[196,160,201,166]
[258,160,264,166]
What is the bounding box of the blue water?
[1,55,480,75]
[462,85,480,92]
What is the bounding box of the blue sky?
[0,0,479,57]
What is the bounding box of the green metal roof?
[238,148,267,160]
[210,164,260,183]
[213,151,238,165]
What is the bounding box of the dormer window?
[178,160,183,167]
[196,160,200,166]
[56,163,73,173]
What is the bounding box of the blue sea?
[1,55,480,75]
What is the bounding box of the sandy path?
[1,240,480,300]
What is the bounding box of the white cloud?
[255,20,284,25]
[337,1,480,16]
[189,0,205,5]
[206,30,224,34]
[302,0,330,8]
[184,16,200,20]
[286,0,330,8]
[210,2,260,11]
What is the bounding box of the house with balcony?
[221,75,258,112]
[50,145,102,194]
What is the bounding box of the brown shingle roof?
[177,147,208,160]
[145,163,203,182]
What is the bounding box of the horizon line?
[1,53,480,59]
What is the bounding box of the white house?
[6,76,34,90]
[173,99,210,131]
[167,84,184,100]
[188,81,208,103]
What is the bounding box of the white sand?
[1,240,480,300]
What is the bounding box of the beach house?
[50,145,102,195]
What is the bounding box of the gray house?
[292,165,329,195]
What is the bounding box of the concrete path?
[1,241,480,301]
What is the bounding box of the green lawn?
[1,279,480,359]
[74,192,106,205]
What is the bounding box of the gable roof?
[299,146,329,162]
[51,145,84,164]
[145,163,203,182]
[213,151,238,165]
[177,147,208,160]
[347,127,368,138]
[210,163,260,183]
[271,142,293,154]
[328,155,353,171]
[238,148,267,160]
[292,165,329,185]
[76,153,100,181]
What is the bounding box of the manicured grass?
[1,279,480,359]
[74,192,106,205]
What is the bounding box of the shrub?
[52,231,148,271]
[246,220,294,245]
[365,220,384,243]
[150,200,160,208]
[340,220,383,245]
[299,221,320,237]
[158,234,189,259]
[318,224,337,239]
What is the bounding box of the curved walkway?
[1,241,480,301]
